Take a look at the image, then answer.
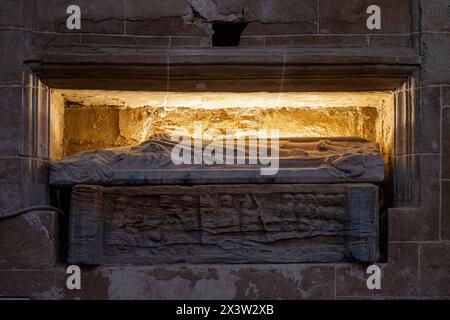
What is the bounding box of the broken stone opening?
[212,22,248,46]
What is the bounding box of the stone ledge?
[29,47,421,66]
[24,47,420,91]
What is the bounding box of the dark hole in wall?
[50,187,72,263]
[212,22,248,47]
[378,208,388,263]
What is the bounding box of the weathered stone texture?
[0,157,49,214]
[336,243,419,298]
[68,184,379,265]
[22,158,49,208]
[443,108,450,180]
[63,265,334,300]
[21,78,53,160]
[319,0,412,34]
[49,90,65,160]
[0,31,26,85]
[368,35,413,49]
[389,208,427,241]
[421,34,450,85]
[125,0,318,36]
[392,83,422,157]
[264,35,367,47]
[125,0,207,36]
[60,103,380,157]
[170,36,210,48]
[57,267,109,300]
[31,33,81,50]
[50,137,384,186]
[0,211,57,269]
[81,34,170,47]
[243,0,318,35]
[418,154,441,238]
[420,243,450,296]
[420,0,450,32]
[389,157,440,241]
[166,53,285,92]
[0,0,33,29]
[0,158,23,214]
[420,87,441,153]
[442,181,450,240]
[393,154,421,207]
[34,0,125,34]
[0,270,57,299]
[443,87,450,107]
[0,87,22,156]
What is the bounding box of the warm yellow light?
[58,90,391,109]
[53,89,393,158]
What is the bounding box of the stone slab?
[68,183,379,265]
[50,136,384,186]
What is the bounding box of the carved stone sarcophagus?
[69,183,378,264]
[50,136,382,264]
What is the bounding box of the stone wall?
[0,0,449,299]
[60,104,380,157]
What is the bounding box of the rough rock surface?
[69,183,378,265]
[50,135,384,186]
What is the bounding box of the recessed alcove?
[25,47,420,265]
[46,88,395,264]
[50,90,394,164]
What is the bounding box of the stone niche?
[50,90,394,163]
[47,89,394,265]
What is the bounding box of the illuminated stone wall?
[61,104,378,157]
[56,90,392,158]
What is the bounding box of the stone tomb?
[57,136,383,264]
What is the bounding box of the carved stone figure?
[50,135,384,185]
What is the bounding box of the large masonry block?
[0,158,23,214]
[442,181,450,240]
[0,270,57,299]
[0,0,33,29]
[0,30,26,85]
[0,211,57,269]
[418,154,440,238]
[336,243,419,298]
[389,207,436,242]
[443,108,450,179]
[420,87,441,153]
[0,157,49,215]
[125,0,207,36]
[0,87,23,156]
[421,33,450,85]
[443,86,450,107]
[420,243,450,297]
[420,0,450,32]
[243,0,317,35]
[56,264,335,300]
[319,0,412,34]
[68,184,379,265]
[34,0,124,34]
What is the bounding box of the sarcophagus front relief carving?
[69,183,378,264]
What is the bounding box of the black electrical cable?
[0,205,66,221]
